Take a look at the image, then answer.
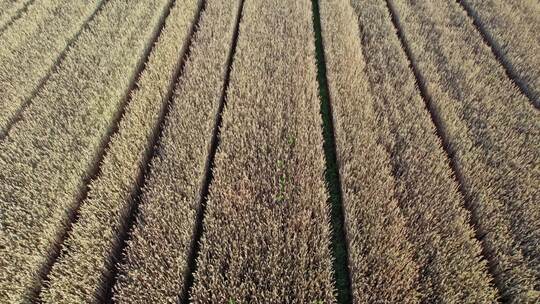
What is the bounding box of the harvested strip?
[460,0,540,107]
[0,0,174,302]
[190,0,335,302]
[350,0,498,302]
[318,0,419,302]
[39,0,201,302]
[0,0,106,135]
[112,0,243,302]
[0,0,33,30]
[387,0,540,300]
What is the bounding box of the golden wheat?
[388,0,540,301]
[319,0,419,302]
[39,0,201,302]
[0,0,174,302]
[189,0,336,303]
[0,0,106,135]
[0,0,537,302]
[112,0,243,302]
[348,0,498,302]
[460,0,540,107]
[0,0,33,30]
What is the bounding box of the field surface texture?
[0,0,538,303]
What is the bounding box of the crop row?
[0,0,175,302]
[39,0,202,302]
[0,0,106,135]
[188,0,335,302]
[320,0,499,302]
[319,0,418,302]
[1,0,538,302]
[112,0,244,302]
[460,0,540,107]
[0,0,33,30]
[388,0,540,301]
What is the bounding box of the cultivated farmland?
[459,0,540,107]
[0,0,106,135]
[0,0,538,303]
[0,0,33,30]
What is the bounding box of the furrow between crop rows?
[103,1,208,302]
[38,0,204,302]
[179,2,244,303]
[0,0,538,303]
[189,0,336,302]
[319,0,419,302]
[386,0,540,301]
[0,0,176,302]
[384,0,502,297]
[0,0,108,137]
[311,0,352,303]
[458,0,540,108]
[111,0,244,302]
[347,0,499,302]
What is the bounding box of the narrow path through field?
[0,0,109,140]
[384,0,503,298]
[311,0,352,303]
[456,0,539,109]
[36,0,182,301]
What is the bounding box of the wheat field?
[0,0,538,303]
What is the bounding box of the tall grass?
[0,0,174,301]
[39,0,201,302]
[388,0,540,301]
[189,0,336,302]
